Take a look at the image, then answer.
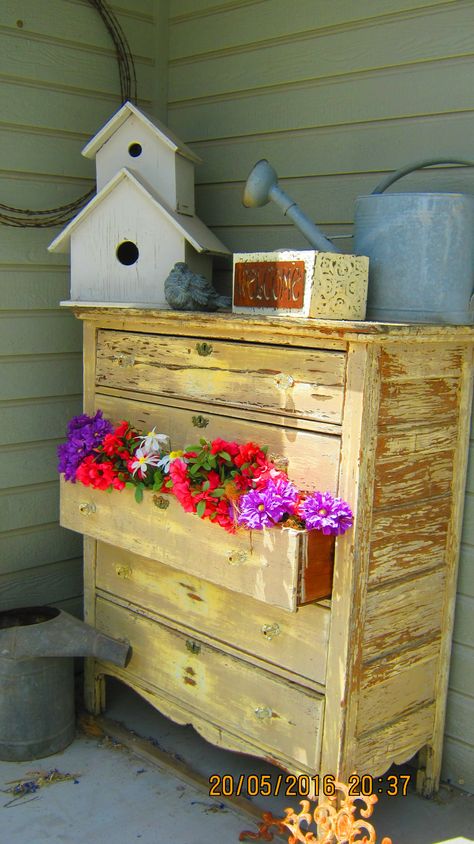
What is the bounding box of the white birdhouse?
[82,100,200,215]
[49,103,230,307]
[49,169,229,307]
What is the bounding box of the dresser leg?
[84,659,106,715]
[415,745,440,797]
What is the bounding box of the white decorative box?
[232,250,369,319]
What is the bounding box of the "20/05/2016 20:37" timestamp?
[209,773,411,799]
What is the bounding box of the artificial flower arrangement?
[58,410,353,537]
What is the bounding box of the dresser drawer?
[96,543,330,687]
[97,395,341,492]
[96,596,323,769]
[95,330,346,426]
[60,480,334,611]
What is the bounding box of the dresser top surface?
[63,302,474,346]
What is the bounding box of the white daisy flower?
[130,447,161,479]
[137,428,170,454]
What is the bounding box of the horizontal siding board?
[0,270,71,310]
[0,82,151,138]
[442,736,474,792]
[0,0,155,59]
[0,484,59,532]
[0,524,82,575]
[0,357,82,401]
[0,175,93,210]
[0,227,69,267]
[0,314,82,356]
[168,58,474,140]
[169,4,474,100]
[192,112,474,184]
[445,689,474,745]
[0,32,154,99]
[208,224,354,254]
[197,169,474,227]
[0,557,83,611]
[461,493,474,545]
[51,594,83,618]
[457,543,474,598]
[0,440,62,490]
[0,397,81,446]
[170,0,454,28]
[449,642,474,698]
[453,595,474,649]
[0,128,93,180]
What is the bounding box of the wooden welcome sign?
[232,249,369,319]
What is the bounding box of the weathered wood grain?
[373,450,454,508]
[369,499,450,586]
[96,393,341,491]
[61,480,336,612]
[95,330,347,425]
[363,570,446,661]
[378,378,460,427]
[96,541,330,687]
[96,596,323,769]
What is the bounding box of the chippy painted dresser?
[60,308,473,796]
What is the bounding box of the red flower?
[76,455,124,491]
[210,438,239,458]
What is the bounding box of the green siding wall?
[167,0,474,790]
[0,0,157,617]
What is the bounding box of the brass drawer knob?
[112,352,135,367]
[79,502,96,515]
[274,373,295,389]
[115,564,132,579]
[254,706,272,720]
[196,342,213,356]
[185,639,201,655]
[153,494,169,510]
[192,414,209,429]
[261,623,281,640]
[228,550,248,566]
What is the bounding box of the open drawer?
[60,479,334,612]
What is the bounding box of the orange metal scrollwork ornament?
[240,781,392,844]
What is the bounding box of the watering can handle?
[371,158,474,194]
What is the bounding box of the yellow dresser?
[60,307,473,795]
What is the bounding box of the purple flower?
[58,411,113,481]
[237,478,298,530]
[298,491,353,535]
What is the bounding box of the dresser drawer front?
[96,330,346,426]
[96,597,323,769]
[96,542,330,687]
[61,480,334,611]
[97,394,341,493]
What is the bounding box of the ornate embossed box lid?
[232,249,369,320]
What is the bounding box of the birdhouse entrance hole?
[116,240,139,266]
[128,142,142,158]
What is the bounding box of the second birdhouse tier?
[82,100,200,215]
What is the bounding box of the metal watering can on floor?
[0,606,131,761]
[243,157,474,324]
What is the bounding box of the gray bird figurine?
[164,262,231,312]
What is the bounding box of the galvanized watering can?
[0,606,131,761]
[243,157,474,324]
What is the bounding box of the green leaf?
[125,482,135,489]
[202,480,210,491]
[134,486,144,503]
[189,463,201,475]
[196,500,206,518]
[219,451,232,462]
[212,488,225,497]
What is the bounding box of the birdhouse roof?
[82,101,202,164]
[48,168,230,256]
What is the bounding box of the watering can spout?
[0,606,131,668]
[243,159,341,253]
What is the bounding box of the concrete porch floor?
[1,677,473,844]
